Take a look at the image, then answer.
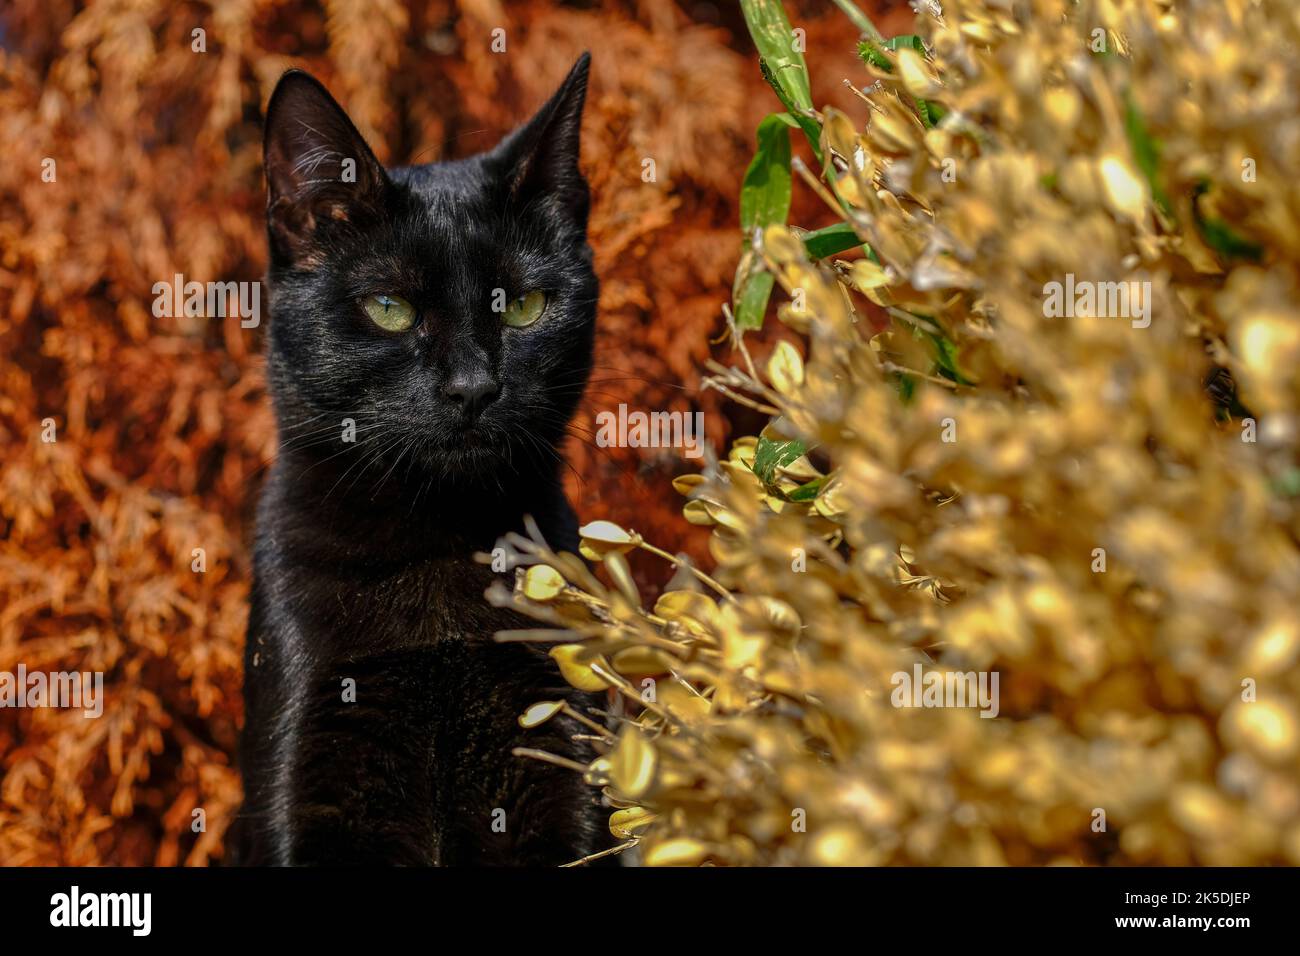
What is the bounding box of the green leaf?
[1196,215,1265,262]
[733,114,794,331]
[1123,92,1171,216]
[1274,468,1300,498]
[741,0,813,112]
[857,41,891,71]
[787,477,826,501]
[742,0,823,163]
[802,222,866,259]
[857,36,943,129]
[752,436,806,487]
[917,98,946,129]
[910,319,975,386]
[858,34,927,72]
[740,114,794,233]
[884,35,927,52]
[830,0,884,42]
[758,59,824,165]
[928,331,973,385]
[752,439,824,502]
[1192,181,1264,262]
[734,270,776,331]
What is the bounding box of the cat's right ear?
[263,70,388,265]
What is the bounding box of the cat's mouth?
[412,422,509,476]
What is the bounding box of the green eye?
[503,290,547,328]
[362,294,415,332]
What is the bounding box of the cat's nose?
[443,371,499,420]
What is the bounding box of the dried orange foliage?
[0,0,884,865]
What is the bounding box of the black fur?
[230,54,608,865]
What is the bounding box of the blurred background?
[0,0,911,865]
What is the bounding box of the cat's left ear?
[490,53,591,227]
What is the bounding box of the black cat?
[230,54,608,865]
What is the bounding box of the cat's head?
[262,54,595,489]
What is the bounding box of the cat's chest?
[277,554,517,657]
